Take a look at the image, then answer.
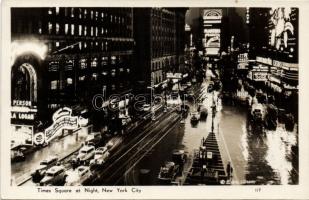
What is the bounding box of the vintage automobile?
[39,165,66,186]
[89,147,110,166]
[65,166,92,186]
[158,161,179,183]
[75,145,95,164]
[31,156,59,183]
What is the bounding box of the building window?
[84,26,87,36]
[50,80,58,90]
[80,58,87,69]
[111,56,116,65]
[56,7,59,15]
[56,23,60,34]
[48,22,53,34]
[38,21,42,34]
[84,42,87,49]
[111,69,116,77]
[92,73,98,80]
[79,76,85,81]
[91,10,94,19]
[48,61,59,72]
[101,27,104,35]
[95,27,98,36]
[84,9,87,18]
[64,8,69,17]
[67,78,73,85]
[65,60,73,71]
[105,41,108,51]
[101,56,108,66]
[95,11,98,20]
[65,24,69,35]
[91,26,93,36]
[55,42,60,47]
[79,25,82,36]
[71,8,74,18]
[111,84,116,90]
[48,8,52,15]
[79,8,82,18]
[71,24,75,35]
[91,58,98,67]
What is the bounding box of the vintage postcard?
[1,0,309,199]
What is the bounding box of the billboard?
[269,8,298,53]
[11,125,33,148]
[203,9,222,23]
[203,9,222,56]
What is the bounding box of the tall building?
[133,8,187,90]
[11,7,134,131]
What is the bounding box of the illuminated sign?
[273,60,298,70]
[12,100,32,107]
[256,56,272,65]
[204,29,221,34]
[203,9,222,20]
[206,48,220,55]
[166,73,182,79]
[45,107,79,144]
[269,8,297,50]
[238,63,248,70]
[185,24,191,31]
[11,112,35,120]
[11,125,33,147]
[252,71,268,81]
[33,132,45,145]
[238,53,248,63]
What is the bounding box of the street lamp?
[147,72,155,121]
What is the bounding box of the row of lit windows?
[49,68,130,90]
[48,7,132,24]
[48,57,131,72]
[151,57,176,71]
[44,22,131,37]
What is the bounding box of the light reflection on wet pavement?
[131,76,298,185]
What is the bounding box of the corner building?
[11,7,134,127]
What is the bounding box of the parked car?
[31,156,58,182]
[76,145,95,164]
[158,161,179,183]
[84,132,103,147]
[40,165,66,186]
[89,147,110,166]
[65,166,92,186]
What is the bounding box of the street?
[125,70,298,185]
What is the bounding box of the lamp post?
[147,72,155,121]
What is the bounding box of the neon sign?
[44,107,79,144]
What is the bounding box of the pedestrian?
[227,162,231,179]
